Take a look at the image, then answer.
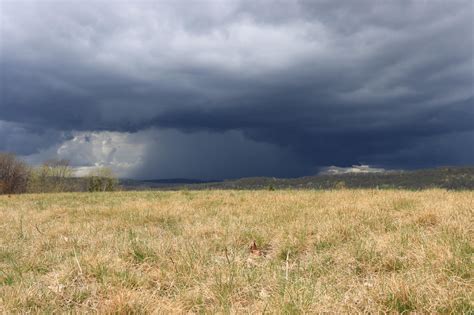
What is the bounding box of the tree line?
[0,152,118,194]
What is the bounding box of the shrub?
[0,152,30,194]
[28,159,74,193]
[87,167,118,192]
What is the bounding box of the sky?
[1,0,473,179]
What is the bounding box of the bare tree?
[43,159,73,179]
[0,152,30,194]
[28,159,73,193]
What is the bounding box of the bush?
[28,159,73,193]
[0,152,30,194]
[87,167,118,192]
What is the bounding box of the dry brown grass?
[0,189,472,313]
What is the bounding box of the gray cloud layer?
[1,0,473,178]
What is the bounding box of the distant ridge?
[120,178,221,189]
[120,167,474,190]
[143,178,221,184]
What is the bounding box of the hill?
[15,167,473,193]
[122,167,474,190]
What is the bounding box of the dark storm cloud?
[0,120,71,155]
[0,0,473,178]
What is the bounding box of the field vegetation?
[0,152,117,194]
[0,190,472,313]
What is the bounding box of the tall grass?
[0,189,472,313]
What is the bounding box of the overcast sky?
[1,0,473,179]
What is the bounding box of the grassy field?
[0,190,472,313]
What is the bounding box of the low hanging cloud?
[1,0,473,178]
[24,131,146,177]
[319,165,387,175]
[25,129,307,179]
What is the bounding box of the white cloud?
[319,165,387,175]
[25,131,146,177]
